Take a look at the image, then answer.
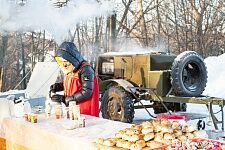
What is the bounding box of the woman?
[50,41,99,117]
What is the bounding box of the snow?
[203,53,225,98]
[0,90,25,97]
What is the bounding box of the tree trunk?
[174,0,180,53]
[0,35,8,92]
[31,32,35,71]
[190,0,205,56]
[137,0,148,46]
[76,24,81,50]
[20,35,26,90]
[108,13,117,52]
[156,0,161,45]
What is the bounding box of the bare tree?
[0,35,8,91]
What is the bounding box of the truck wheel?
[153,102,186,114]
[101,87,134,123]
[171,51,207,96]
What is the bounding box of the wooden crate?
[0,137,29,150]
[0,138,6,150]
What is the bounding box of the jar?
[73,105,80,120]
[30,114,38,123]
[55,105,62,119]
[69,101,76,120]
[23,114,29,121]
[63,107,70,119]
[78,116,85,128]
[45,104,52,118]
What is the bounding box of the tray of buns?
[93,119,202,150]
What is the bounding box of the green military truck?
[97,51,208,123]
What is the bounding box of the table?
[0,114,131,150]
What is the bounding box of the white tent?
[0,62,60,120]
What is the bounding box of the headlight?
[102,62,114,74]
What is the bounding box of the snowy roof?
[101,51,169,56]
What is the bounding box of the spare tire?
[171,51,207,96]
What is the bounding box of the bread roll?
[185,132,195,139]
[141,121,153,129]
[141,127,154,134]
[178,135,187,141]
[95,138,105,145]
[130,140,146,150]
[126,129,135,135]
[94,143,127,150]
[126,128,141,135]
[143,132,154,141]
[123,141,133,149]
[154,124,162,132]
[188,126,197,132]
[129,134,144,142]
[171,121,181,130]
[152,120,161,127]
[182,125,196,133]
[116,139,126,148]
[160,119,171,126]
[103,138,116,147]
[164,133,175,140]
[115,130,126,138]
[130,143,142,150]
[115,133,123,139]
[162,139,172,145]
[136,140,146,148]
[146,141,164,149]
[161,125,173,133]
[131,124,142,131]
[142,147,151,150]
[122,134,130,141]
[173,130,183,137]
[154,132,164,142]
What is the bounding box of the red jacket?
[63,66,99,117]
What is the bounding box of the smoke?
[0,0,113,43]
[114,38,168,54]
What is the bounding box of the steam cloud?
[0,0,113,43]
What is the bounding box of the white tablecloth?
[1,114,131,150]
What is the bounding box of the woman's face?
[62,61,74,73]
[55,56,75,74]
